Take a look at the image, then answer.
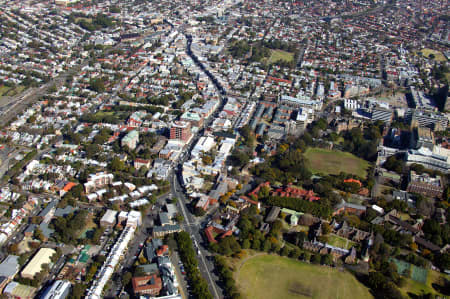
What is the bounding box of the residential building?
[152,225,181,238]
[84,172,114,193]
[132,275,162,296]
[3,281,36,299]
[180,111,203,127]
[40,280,71,299]
[170,121,192,142]
[100,210,117,227]
[122,130,139,150]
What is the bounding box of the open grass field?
[417,48,447,62]
[268,49,294,64]
[236,254,373,299]
[327,234,356,250]
[304,148,370,178]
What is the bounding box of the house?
[132,275,162,296]
[134,158,151,170]
[38,200,57,224]
[40,280,71,299]
[152,225,181,238]
[122,130,139,150]
[333,202,366,216]
[248,181,271,199]
[3,281,36,299]
[159,213,171,226]
[271,184,320,202]
[100,210,117,227]
[137,264,159,275]
[413,236,441,253]
[265,206,280,223]
[0,255,20,284]
[204,225,233,244]
[84,172,113,193]
[345,247,357,264]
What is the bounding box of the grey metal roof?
[0,255,19,278]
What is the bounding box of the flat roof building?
[100,210,117,227]
[122,130,139,150]
[40,280,71,299]
[170,121,192,142]
[21,248,55,279]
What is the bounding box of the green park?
[304,147,370,178]
[236,254,373,299]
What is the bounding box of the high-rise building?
[170,121,192,142]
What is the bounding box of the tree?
[34,227,45,242]
[242,239,250,249]
[322,222,331,235]
[321,254,333,265]
[251,239,261,250]
[69,283,86,299]
[262,239,271,252]
[311,254,321,264]
[175,213,184,223]
[7,243,19,254]
[89,77,105,93]
[122,271,132,288]
[290,247,302,259]
[110,157,125,172]
[281,246,290,256]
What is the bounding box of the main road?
[165,28,227,299]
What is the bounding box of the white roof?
[100,210,117,224]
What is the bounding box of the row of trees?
[175,232,213,299]
[214,256,242,299]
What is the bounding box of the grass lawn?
[0,85,25,97]
[327,234,356,250]
[417,48,447,62]
[304,147,370,178]
[268,49,294,64]
[79,214,97,239]
[93,111,114,117]
[399,270,449,298]
[0,86,11,96]
[236,254,373,299]
[75,17,92,23]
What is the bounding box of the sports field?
[236,255,373,299]
[304,148,370,178]
[390,258,428,284]
[268,49,294,64]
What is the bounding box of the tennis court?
[390,258,428,284]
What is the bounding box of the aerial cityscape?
[0,0,448,298]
